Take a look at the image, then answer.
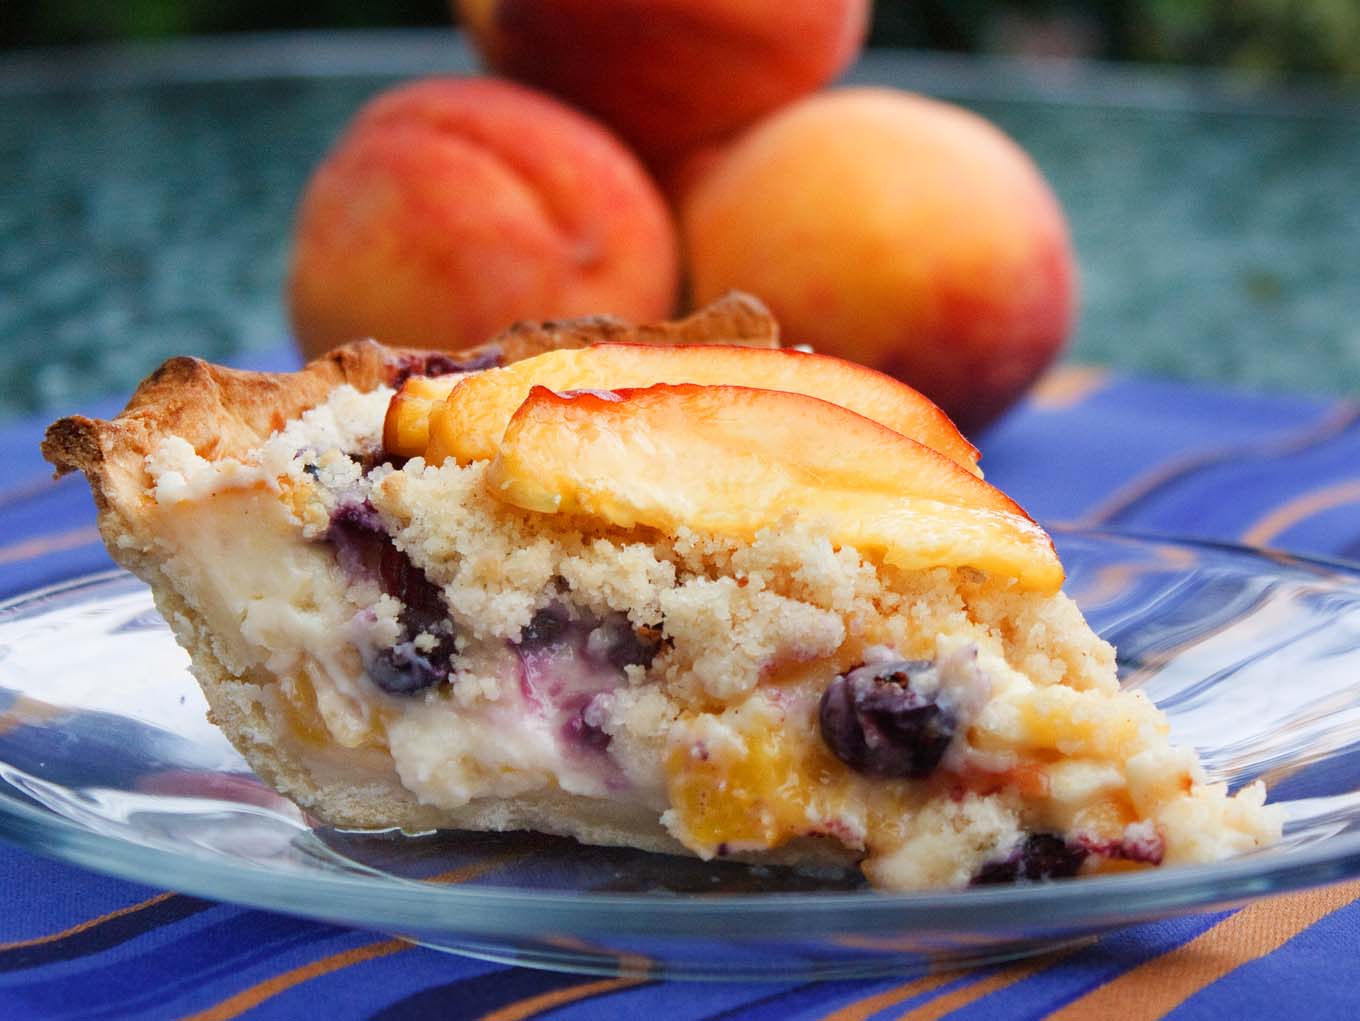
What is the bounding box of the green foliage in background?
[1136,0,1360,78]
[873,1,1360,79]
[5,0,1359,81]
[3,0,448,46]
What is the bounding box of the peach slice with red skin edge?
[487,384,1063,593]
[404,342,981,473]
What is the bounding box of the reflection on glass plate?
[3,530,1360,980]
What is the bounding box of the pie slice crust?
[42,296,1280,889]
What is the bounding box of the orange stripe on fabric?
[479,975,647,1021]
[0,525,101,566]
[1239,479,1360,547]
[817,973,956,1021]
[183,938,410,1021]
[539,935,654,975]
[1027,365,1111,412]
[0,474,66,513]
[422,850,533,885]
[896,946,1083,1020]
[1049,880,1360,1021]
[0,891,176,951]
[0,694,67,737]
[477,937,653,1019]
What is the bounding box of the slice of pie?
[43,296,1280,889]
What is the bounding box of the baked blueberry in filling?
[818,660,955,779]
[328,500,457,695]
[366,637,453,695]
[562,695,612,752]
[518,604,571,649]
[517,604,664,674]
[971,833,1089,884]
[327,500,387,577]
[512,604,665,759]
[584,615,664,672]
[387,349,503,388]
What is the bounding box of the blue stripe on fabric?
[237,943,500,1021]
[2,909,349,1020]
[0,902,261,989]
[1270,752,1360,803]
[1084,412,1359,531]
[0,544,112,601]
[1167,899,1360,1021]
[0,896,216,974]
[692,981,842,1021]
[370,967,646,1021]
[0,844,162,944]
[1088,441,1360,539]
[0,482,89,539]
[535,970,993,1021]
[544,978,849,1021]
[984,376,1336,524]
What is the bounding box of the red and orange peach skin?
[457,0,870,168]
[682,87,1076,434]
[290,77,679,359]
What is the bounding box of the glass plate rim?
[4,531,1360,939]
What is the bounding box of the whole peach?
[456,0,869,167]
[289,77,678,359]
[682,88,1077,434]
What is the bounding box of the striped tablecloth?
[2,357,1359,1019]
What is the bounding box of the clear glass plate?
[3,529,1360,981]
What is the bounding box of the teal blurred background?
[5,1,1360,80]
[1,3,1357,424]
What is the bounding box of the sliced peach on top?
[487,384,1062,592]
[383,374,460,457]
[409,343,981,473]
[382,293,781,459]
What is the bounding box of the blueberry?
[354,448,388,475]
[378,543,445,630]
[519,606,570,649]
[327,501,387,580]
[589,616,664,672]
[326,502,458,694]
[329,499,383,538]
[563,707,612,752]
[971,834,1088,884]
[388,350,503,388]
[818,662,954,779]
[366,643,444,695]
